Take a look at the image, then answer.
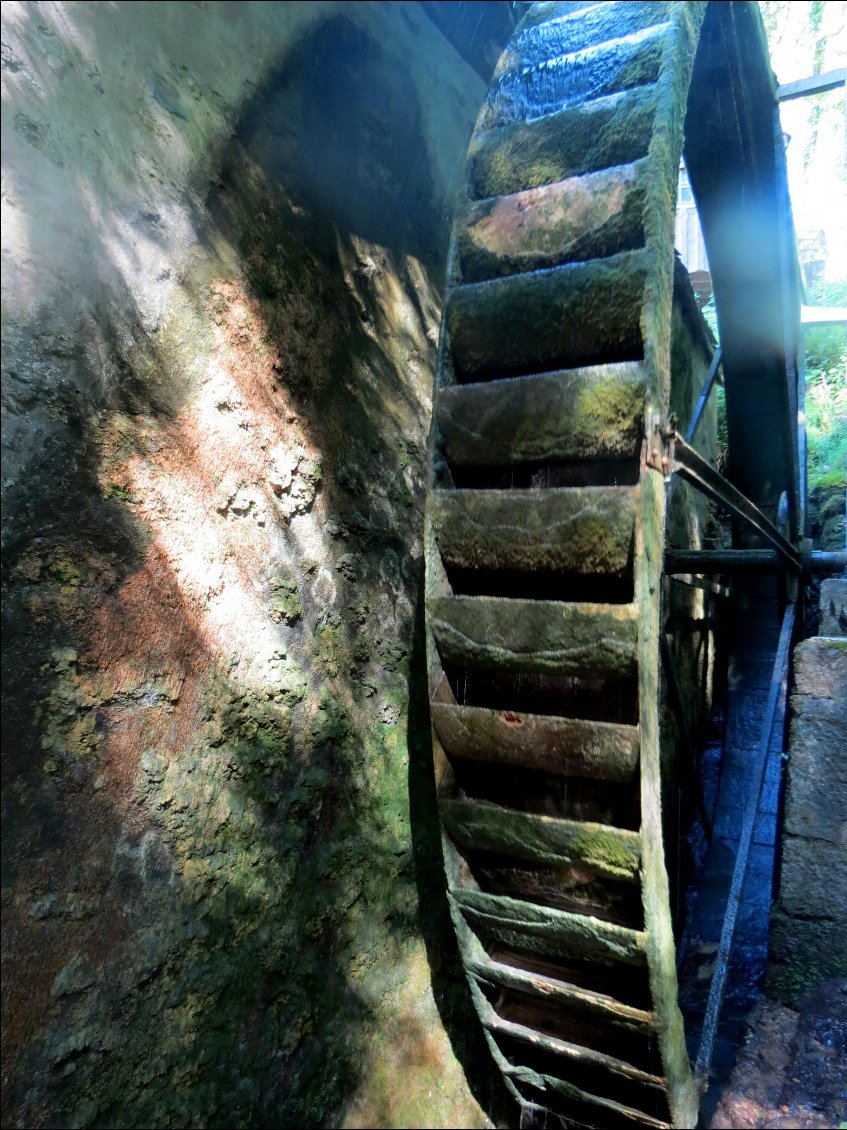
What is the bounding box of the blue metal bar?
[693,602,796,1087]
[684,346,722,445]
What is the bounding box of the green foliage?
[805,279,846,490]
[699,285,845,490]
[697,298,730,452]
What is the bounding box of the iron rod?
[668,433,800,572]
[665,548,847,575]
[812,550,847,573]
[666,549,778,574]
[684,347,723,445]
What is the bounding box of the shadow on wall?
[2,6,513,1128]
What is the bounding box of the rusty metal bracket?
[649,423,801,574]
[644,415,675,479]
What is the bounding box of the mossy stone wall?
[1,3,514,1126]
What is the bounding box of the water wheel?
[424,3,807,1127]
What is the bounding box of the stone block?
[784,717,847,844]
[790,636,847,722]
[820,575,847,638]
[778,833,847,919]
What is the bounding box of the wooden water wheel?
[423,3,818,1126]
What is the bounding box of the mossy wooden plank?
[479,23,668,130]
[441,798,641,881]
[502,1054,671,1127]
[514,1,670,41]
[479,1004,664,1086]
[468,86,658,199]
[631,0,705,1120]
[499,2,671,77]
[458,162,646,281]
[430,486,636,575]
[450,887,647,966]
[446,252,647,379]
[636,468,699,1127]
[474,860,638,923]
[428,594,637,677]
[436,364,645,466]
[429,702,639,781]
[469,956,654,1033]
[539,1073,671,1128]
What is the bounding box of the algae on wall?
[1,3,512,1125]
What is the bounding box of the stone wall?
[769,578,847,1004]
[1,3,514,1125]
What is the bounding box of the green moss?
[312,620,344,678]
[812,467,847,490]
[468,87,657,199]
[376,639,407,674]
[46,554,81,593]
[768,914,847,1006]
[311,690,353,746]
[268,576,303,624]
[617,34,664,89]
[302,454,323,488]
[447,250,647,379]
[576,373,645,434]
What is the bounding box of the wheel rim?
[424,4,800,1128]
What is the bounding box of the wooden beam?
[801,304,847,326]
[777,69,846,101]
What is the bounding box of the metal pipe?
[811,550,847,573]
[664,548,847,575]
[666,549,779,574]
[667,432,801,571]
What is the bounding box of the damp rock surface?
[709,981,847,1130]
[0,2,516,1127]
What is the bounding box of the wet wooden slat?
[480,22,669,129]
[505,1062,671,1128]
[468,86,658,200]
[428,594,638,678]
[429,702,639,781]
[457,161,646,282]
[440,798,641,882]
[429,486,636,575]
[477,998,665,1087]
[509,1,669,56]
[446,252,647,380]
[469,954,654,1032]
[435,363,645,466]
[450,887,648,966]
